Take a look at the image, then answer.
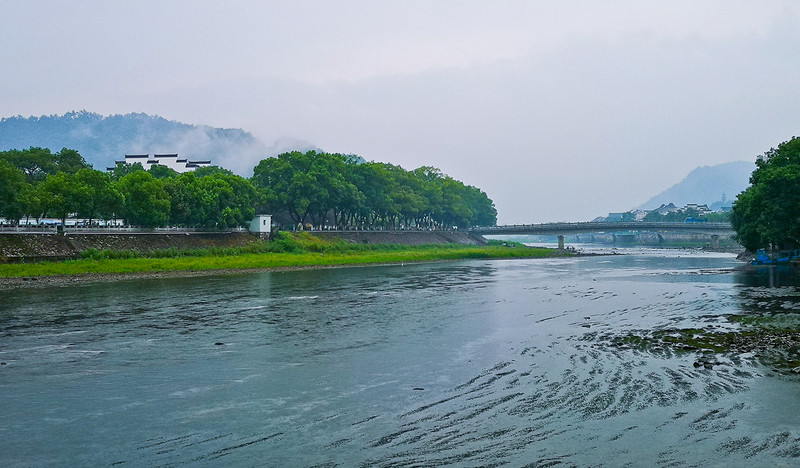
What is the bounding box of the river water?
[1,248,799,466]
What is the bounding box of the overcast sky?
[3,1,799,223]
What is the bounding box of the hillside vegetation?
[0,111,269,174]
[638,161,753,210]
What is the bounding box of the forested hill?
[637,160,754,210]
[0,111,275,175]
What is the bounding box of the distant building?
[106,153,212,173]
[683,203,711,214]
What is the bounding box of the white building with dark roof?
[107,154,212,173]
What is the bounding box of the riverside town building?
[107,154,212,173]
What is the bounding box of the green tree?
[642,211,664,222]
[0,147,58,182]
[0,147,90,183]
[164,173,196,226]
[251,150,497,230]
[165,172,256,228]
[147,164,179,179]
[732,136,800,251]
[53,148,91,174]
[193,166,233,177]
[117,171,170,227]
[216,173,257,228]
[253,151,324,226]
[0,159,30,223]
[109,161,145,180]
[74,169,121,224]
[38,172,86,228]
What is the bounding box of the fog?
[2,1,799,222]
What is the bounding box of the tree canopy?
[252,150,496,229]
[0,147,91,182]
[731,136,800,251]
[0,147,497,231]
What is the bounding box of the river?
[1,247,799,466]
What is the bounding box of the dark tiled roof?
[154,153,178,158]
[125,154,149,159]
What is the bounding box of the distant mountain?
[637,161,754,210]
[0,111,316,175]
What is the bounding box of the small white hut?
[249,214,272,234]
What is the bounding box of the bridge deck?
[471,221,733,236]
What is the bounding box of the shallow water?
[1,248,799,466]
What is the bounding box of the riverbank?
[0,230,488,263]
[0,237,571,288]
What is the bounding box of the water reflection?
[735,264,800,288]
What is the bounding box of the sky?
[2,1,800,223]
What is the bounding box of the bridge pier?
[557,235,565,250]
[711,235,720,249]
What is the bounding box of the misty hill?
[637,161,754,210]
[0,111,314,175]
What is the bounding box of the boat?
[750,248,800,265]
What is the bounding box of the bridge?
[471,221,735,249]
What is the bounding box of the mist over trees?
[732,137,800,251]
[0,111,271,175]
[0,148,497,230]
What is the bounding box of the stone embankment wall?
[0,230,488,263]
[0,232,262,263]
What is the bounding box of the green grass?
[0,232,565,278]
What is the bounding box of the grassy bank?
[0,232,567,278]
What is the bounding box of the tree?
[251,150,497,230]
[165,172,257,228]
[53,147,91,174]
[109,161,144,180]
[732,136,800,251]
[193,166,233,177]
[147,164,179,179]
[0,147,58,182]
[252,151,324,226]
[37,172,86,228]
[74,169,121,224]
[0,159,29,223]
[0,147,90,183]
[117,171,170,227]
[216,173,257,228]
[642,211,664,222]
